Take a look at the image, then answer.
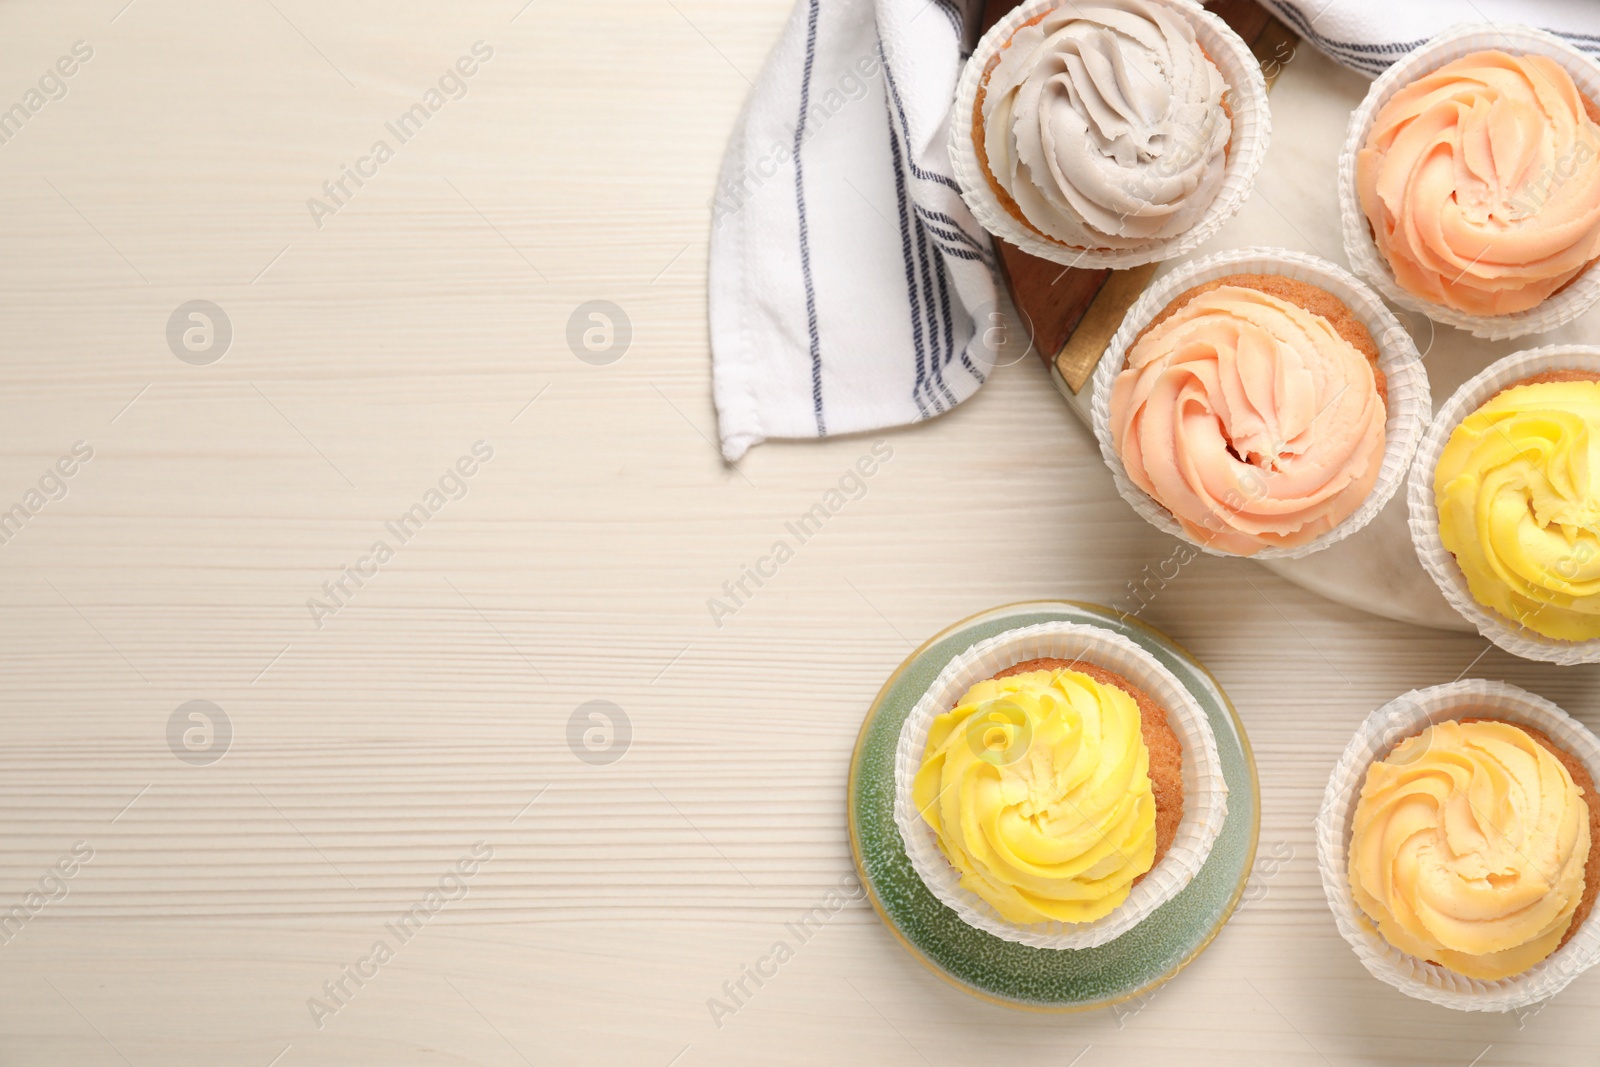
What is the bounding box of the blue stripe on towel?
[884,102,935,417]
[910,187,957,410]
[879,40,965,195]
[795,0,826,436]
[916,206,996,268]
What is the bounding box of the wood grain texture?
[0,1,1598,1065]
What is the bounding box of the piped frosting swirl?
[980,0,1231,249]
[912,669,1157,925]
[1357,50,1600,316]
[1109,280,1387,555]
[1434,378,1600,641]
[1349,719,1590,980]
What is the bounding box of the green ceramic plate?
[848,601,1259,1012]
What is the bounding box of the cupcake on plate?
[1318,681,1600,1010]
[912,658,1184,925]
[893,621,1226,949]
[1348,717,1598,981]
[1433,372,1600,642]
[950,0,1269,268]
[1355,49,1600,317]
[1107,273,1389,555]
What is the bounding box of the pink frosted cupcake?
[1108,273,1388,555]
[1356,49,1600,317]
[1339,25,1600,339]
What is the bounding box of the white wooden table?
[1,1,1597,1063]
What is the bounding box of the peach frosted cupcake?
[1095,249,1430,559]
[1108,274,1387,555]
[1358,50,1600,316]
[1342,26,1600,337]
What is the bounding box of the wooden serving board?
[977,0,1298,397]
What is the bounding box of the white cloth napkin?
[709,0,1600,462]
[709,0,997,462]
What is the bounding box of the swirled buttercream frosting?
[912,669,1157,924]
[1357,50,1600,316]
[1109,278,1388,555]
[1349,719,1591,980]
[978,0,1231,249]
[1435,378,1600,641]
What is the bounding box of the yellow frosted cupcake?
[911,658,1183,925]
[1348,718,1599,980]
[1433,373,1600,641]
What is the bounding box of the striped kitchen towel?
[1265,0,1600,77]
[709,0,1600,462]
[709,0,997,462]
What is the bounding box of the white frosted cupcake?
[950,0,1268,268]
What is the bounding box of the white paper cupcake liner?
[1090,247,1432,560]
[1316,680,1600,1011]
[949,0,1269,269]
[1339,24,1600,340]
[892,621,1228,950]
[1408,345,1600,664]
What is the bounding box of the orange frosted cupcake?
[1348,717,1599,979]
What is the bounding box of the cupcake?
[1341,26,1600,338]
[1410,346,1600,663]
[1433,373,1600,642]
[1356,50,1600,317]
[893,621,1227,949]
[911,658,1183,924]
[978,1,1229,251]
[1319,682,1600,1009]
[950,0,1269,268]
[1106,273,1389,555]
[1348,717,1598,981]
